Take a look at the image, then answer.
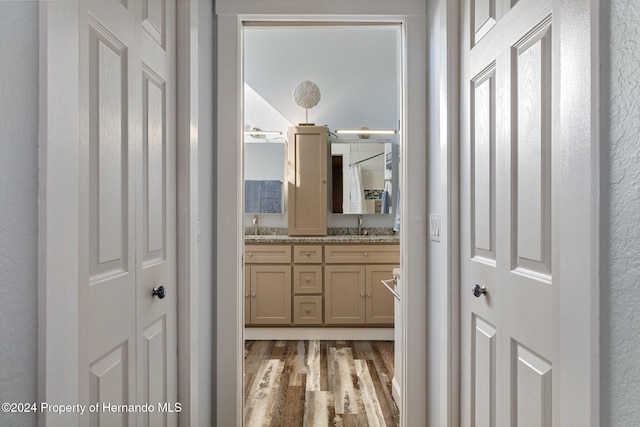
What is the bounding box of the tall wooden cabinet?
[287,125,328,236]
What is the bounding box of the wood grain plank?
[306,339,321,391]
[320,340,330,391]
[303,390,333,427]
[244,340,399,427]
[366,359,398,427]
[330,346,361,415]
[244,359,285,427]
[355,359,387,427]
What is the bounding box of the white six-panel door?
[78,0,177,425]
[461,0,555,425]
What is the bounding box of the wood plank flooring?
[244,340,399,427]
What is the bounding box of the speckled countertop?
[244,227,399,244]
[244,234,399,244]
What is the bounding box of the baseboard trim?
[244,327,394,341]
[392,376,401,407]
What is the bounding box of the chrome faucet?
[358,214,363,236]
[253,215,259,235]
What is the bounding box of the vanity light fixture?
[335,129,397,135]
[244,127,283,139]
[243,130,283,136]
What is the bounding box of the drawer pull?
[247,252,253,257]
[305,278,311,283]
[305,308,311,314]
[363,252,368,257]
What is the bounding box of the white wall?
[244,26,399,130]
[244,143,285,181]
[0,2,39,427]
[198,0,216,424]
[600,0,640,425]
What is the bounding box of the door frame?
[37,1,200,426]
[216,1,430,426]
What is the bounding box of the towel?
[245,180,282,213]
[381,180,392,214]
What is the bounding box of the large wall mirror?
[243,24,400,217]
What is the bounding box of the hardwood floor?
[244,340,399,427]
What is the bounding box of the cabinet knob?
[322,179,327,184]
[248,252,253,257]
[305,278,310,283]
[305,308,311,313]
[245,293,249,297]
[366,293,371,297]
[251,293,256,298]
[363,252,368,257]
[360,292,365,297]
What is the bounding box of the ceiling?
[244,25,400,136]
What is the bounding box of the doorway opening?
[240,21,404,426]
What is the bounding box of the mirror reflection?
[330,141,396,214]
[243,25,400,217]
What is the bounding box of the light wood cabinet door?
[244,265,251,325]
[249,265,291,325]
[287,125,328,236]
[324,265,366,324]
[365,265,396,325]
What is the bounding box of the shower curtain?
[349,164,366,214]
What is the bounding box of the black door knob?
[152,286,166,299]
[472,284,487,298]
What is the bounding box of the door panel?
[473,316,496,427]
[513,20,552,278]
[88,22,131,282]
[142,68,167,264]
[514,344,552,427]
[89,343,130,426]
[83,5,137,427]
[80,1,177,425]
[137,0,177,424]
[461,0,554,425]
[471,66,496,262]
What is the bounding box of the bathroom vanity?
[243,124,400,340]
[244,235,399,328]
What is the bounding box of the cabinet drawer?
[324,244,399,264]
[293,296,323,325]
[245,244,291,264]
[293,245,323,263]
[293,265,323,294]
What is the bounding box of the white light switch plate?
[429,214,441,242]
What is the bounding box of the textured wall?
[0,2,39,427]
[600,0,640,425]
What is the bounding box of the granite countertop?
[244,234,399,244]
